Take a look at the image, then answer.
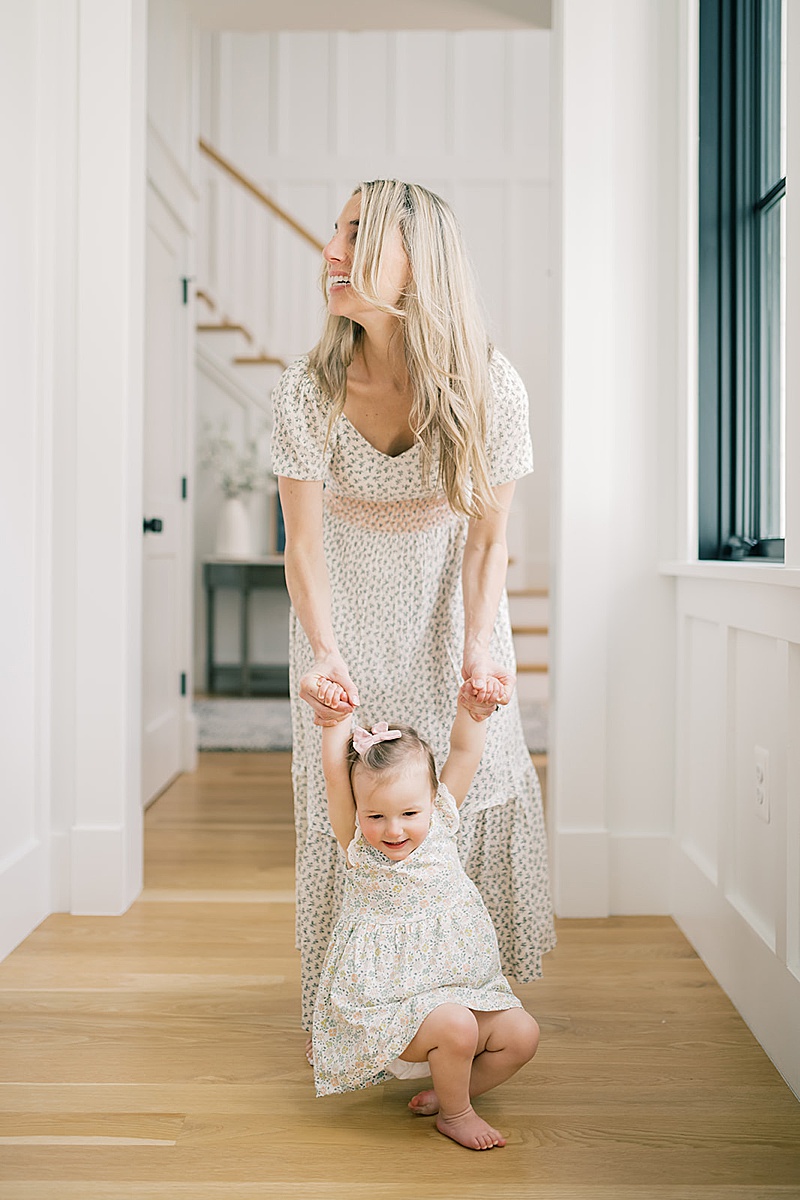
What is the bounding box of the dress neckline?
[340,414,421,462]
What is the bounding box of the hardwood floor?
[1,752,799,1199]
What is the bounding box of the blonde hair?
[308,180,496,519]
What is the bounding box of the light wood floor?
[1,752,799,1200]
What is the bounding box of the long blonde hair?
[308,180,495,518]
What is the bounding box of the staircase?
[195,139,324,414]
[509,587,549,704]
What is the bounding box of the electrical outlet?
[754,745,770,824]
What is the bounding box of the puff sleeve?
[485,350,534,487]
[270,357,334,481]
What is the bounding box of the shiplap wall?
[198,28,552,593]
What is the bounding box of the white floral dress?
[271,351,556,1030]
[312,784,521,1097]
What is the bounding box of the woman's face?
[323,193,410,324]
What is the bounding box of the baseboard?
[69,825,142,915]
[610,833,673,914]
[554,830,673,916]
[553,829,610,915]
[0,839,49,961]
[673,848,800,1099]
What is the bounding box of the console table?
[203,556,289,696]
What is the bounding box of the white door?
[142,186,191,805]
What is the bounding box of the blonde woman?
[271,180,556,1037]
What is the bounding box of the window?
[698,0,786,560]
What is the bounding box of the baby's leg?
[409,1007,539,1118]
[400,1004,506,1150]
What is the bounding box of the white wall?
[550,0,800,1097]
[665,2,800,1098]
[549,0,677,921]
[0,0,148,953]
[0,0,51,958]
[196,28,552,595]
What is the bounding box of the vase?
[215,495,252,559]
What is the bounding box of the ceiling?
[184,0,551,32]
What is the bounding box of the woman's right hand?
[299,654,359,727]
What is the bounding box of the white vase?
[215,495,252,559]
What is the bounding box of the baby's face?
[353,758,435,861]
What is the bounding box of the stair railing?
[197,138,325,369]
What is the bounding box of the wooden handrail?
[199,138,325,254]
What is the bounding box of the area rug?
[194,697,548,754]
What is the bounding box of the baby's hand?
[458,678,500,722]
[313,675,353,725]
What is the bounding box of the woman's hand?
[461,653,515,713]
[299,655,359,727]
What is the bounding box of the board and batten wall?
[550,0,800,1097]
[194,27,552,684]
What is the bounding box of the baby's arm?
[439,681,495,807]
[321,717,357,851]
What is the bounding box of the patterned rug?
[194,697,548,754]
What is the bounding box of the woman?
[271,180,556,1033]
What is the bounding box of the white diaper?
[386,1056,431,1080]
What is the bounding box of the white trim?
[555,831,673,917]
[674,848,800,1099]
[0,841,49,961]
[660,559,800,587]
[609,834,674,915]
[553,830,610,917]
[69,826,134,915]
[785,0,800,566]
[679,0,700,562]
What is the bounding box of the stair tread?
[234,354,287,368]
[517,663,548,673]
[197,321,254,343]
[507,587,549,598]
[512,625,549,636]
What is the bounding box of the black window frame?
[698,0,785,561]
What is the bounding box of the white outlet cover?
[754,745,770,824]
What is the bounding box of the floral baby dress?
[312,783,522,1097]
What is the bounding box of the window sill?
[658,560,800,588]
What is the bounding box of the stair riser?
[508,594,549,626]
[513,633,548,664]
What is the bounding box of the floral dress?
[271,351,556,1031]
[312,784,521,1097]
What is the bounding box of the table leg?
[241,586,250,696]
[206,584,216,694]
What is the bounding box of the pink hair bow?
[352,722,402,756]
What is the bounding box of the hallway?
[1,752,799,1198]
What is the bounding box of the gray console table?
[203,556,289,696]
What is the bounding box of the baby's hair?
[347,723,438,796]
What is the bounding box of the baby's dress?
[312,783,522,1098]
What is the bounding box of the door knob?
[143,517,164,534]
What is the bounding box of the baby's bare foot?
[305,1038,314,1066]
[408,1088,439,1115]
[436,1105,506,1151]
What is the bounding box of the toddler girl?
[312,679,540,1151]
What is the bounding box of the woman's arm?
[440,686,493,807]
[278,476,359,723]
[321,718,357,850]
[461,480,516,707]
